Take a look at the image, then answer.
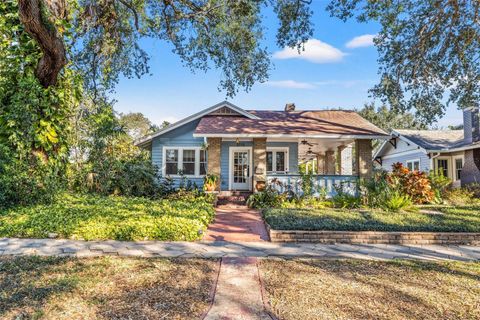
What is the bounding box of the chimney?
[285,103,296,112]
[463,106,480,143]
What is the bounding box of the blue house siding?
[152,124,300,191]
[381,151,431,172]
[151,119,205,188]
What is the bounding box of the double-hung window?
[163,147,206,177]
[436,159,449,178]
[266,148,289,173]
[454,157,463,180]
[406,159,420,171]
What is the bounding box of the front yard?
[263,205,480,232]
[0,193,215,241]
[0,256,218,320]
[260,259,480,320]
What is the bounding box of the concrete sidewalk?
[1,238,479,261]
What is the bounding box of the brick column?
[355,139,373,178]
[207,137,221,191]
[461,149,480,186]
[337,145,353,175]
[325,150,336,174]
[316,153,325,174]
[253,138,267,192]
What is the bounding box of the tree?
[118,112,159,140]
[328,1,480,125]
[16,0,314,97]
[357,103,426,133]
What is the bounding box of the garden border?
[266,225,480,245]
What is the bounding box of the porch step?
[217,192,252,206]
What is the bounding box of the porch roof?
[193,110,388,139]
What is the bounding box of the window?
[266,152,273,172]
[182,149,196,175]
[266,148,288,173]
[455,158,463,180]
[200,150,207,175]
[163,147,205,177]
[165,149,179,175]
[406,159,420,171]
[437,159,449,177]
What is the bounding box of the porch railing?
[266,174,358,198]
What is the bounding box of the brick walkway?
[204,257,272,320]
[1,238,479,261]
[204,205,269,242]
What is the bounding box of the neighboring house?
[374,107,480,186]
[136,101,388,195]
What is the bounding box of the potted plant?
[204,174,219,192]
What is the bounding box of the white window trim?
[162,146,206,178]
[229,146,253,191]
[453,155,464,181]
[266,147,289,173]
[406,159,420,171]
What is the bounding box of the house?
[374,107,480,186]
[136,101,388,195]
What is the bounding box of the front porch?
[206,137,375,197]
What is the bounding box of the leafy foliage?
[0,2,81,208]
[388,163,434,204]
[357,103,426,133]
[381,191,414,213]
[328,1,480,124]
[246,187,286,209]
[264,206,480,232]
[0,193,215,241]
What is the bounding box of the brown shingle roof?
[194,110,387,137]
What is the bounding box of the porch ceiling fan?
[300,139,318,147]
[305,147,319,156]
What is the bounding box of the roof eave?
[193,133,389,139]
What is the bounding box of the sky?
[112,1,463,128]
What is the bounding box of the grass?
[0,256,218,320]
[259,259,480,320]
[0,193,215,241]
[263,205,480,232]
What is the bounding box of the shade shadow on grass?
[0,256,219,320]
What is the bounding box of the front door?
[230,148,251,190]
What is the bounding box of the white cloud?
[345,34,376,48]
[273,39,346,63]
[263,80,315,89]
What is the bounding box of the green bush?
[428,170,452,203]
[0,146,65,209]
[0,193,215,241]
[332,192,360,209]
[246,188,286,209]
[381,192,414,212]
[443,188,479,206]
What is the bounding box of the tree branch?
[18,0,67,88]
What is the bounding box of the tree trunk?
[18,0,67,88]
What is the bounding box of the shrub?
[443,188,478,206]
[0,146,65,209]
[246,187,286,209]
[428,170,452,203]
[381,192,414,212]
[388,163,434,204]
[359,171,391,208]
[332,192,360,209]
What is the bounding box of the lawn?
[0,256,218,320]
[0,193,215,241]
[263,205,480,232]
[259,259,480,320]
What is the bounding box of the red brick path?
[204,205,269,242]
